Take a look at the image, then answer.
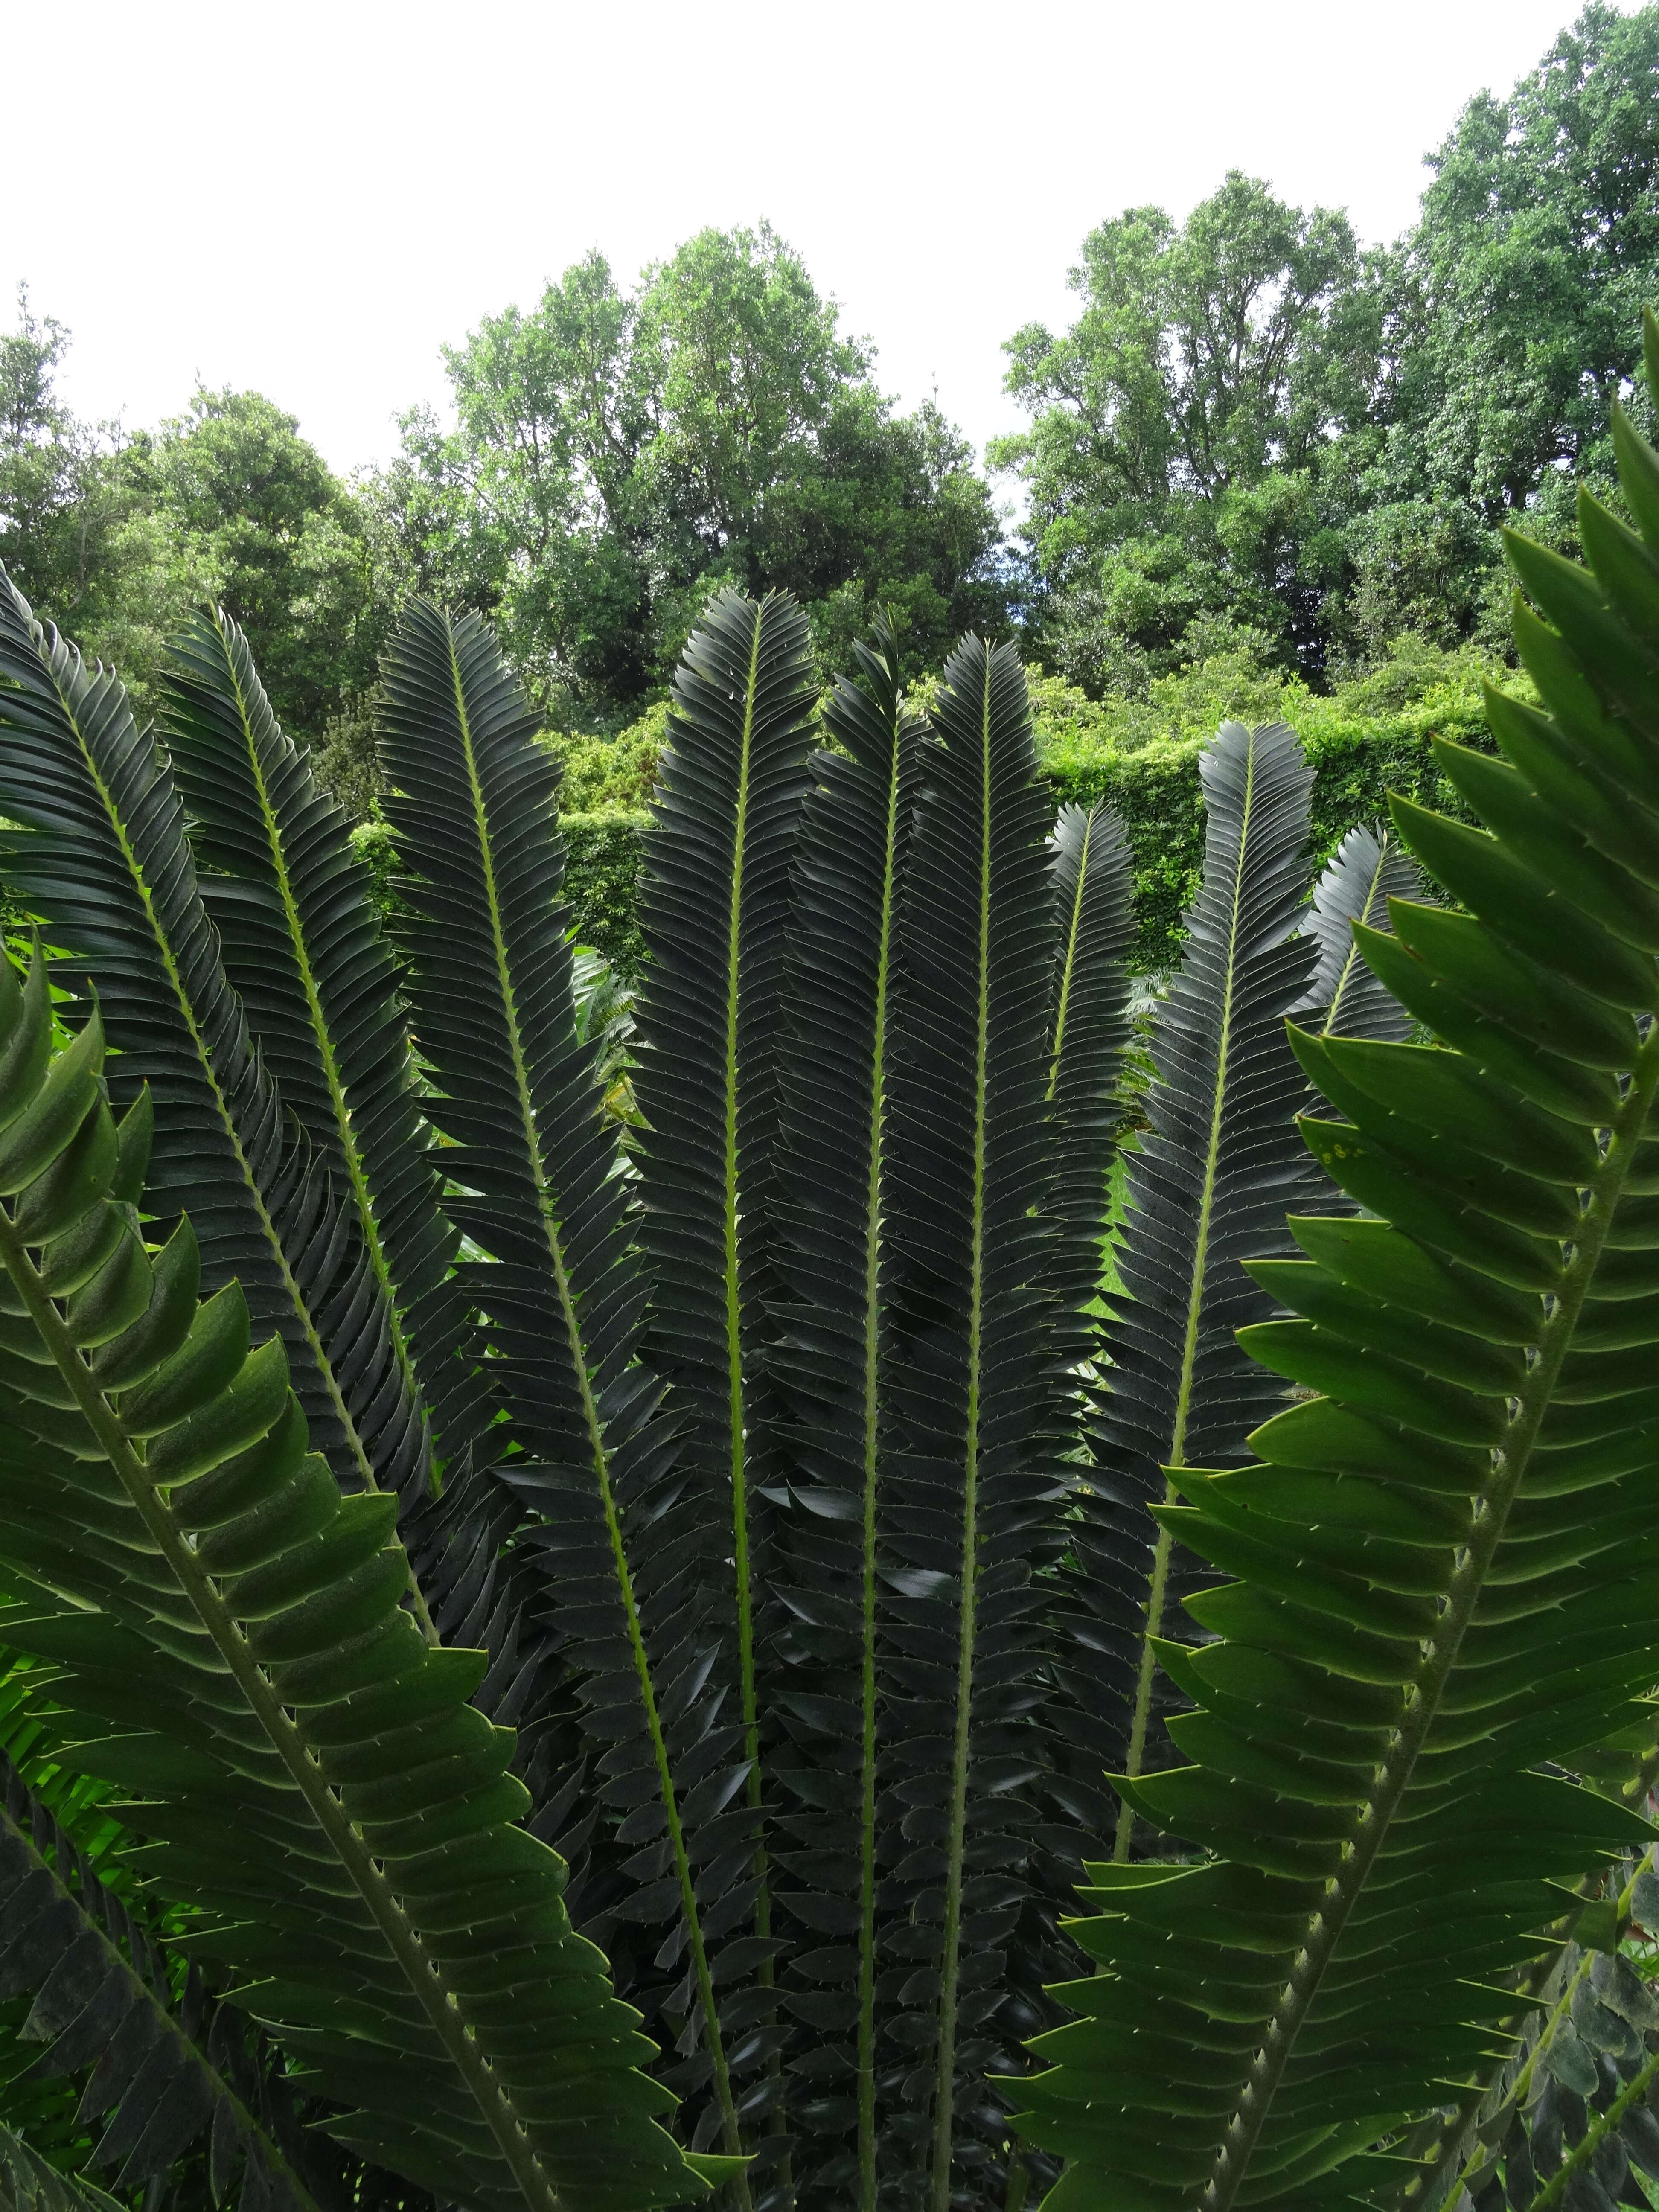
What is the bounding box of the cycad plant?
[0,312,1658,2212]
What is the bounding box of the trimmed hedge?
[356,651,1508,980]
[542,686,1499,981]
[350,808,650,978]
[562,809,650,974]
[1038,688,1495,965]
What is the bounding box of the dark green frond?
[880,636,1062,2209]
[0,2125,123,2212]
[0,941,706,2212]
[1074,721,1318,1855]
[627,588,818,2162]
[1298,821,1426,1046]
[161,605,481,1482]
[1045,802,1135,1361]
[0,1746,324,2212]
[375,602,750,2190]
[0,577,434,1560]
[768,619,920,2208]
[1017,388,1659,2212]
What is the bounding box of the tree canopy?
[371,224,1010,712]
[995,1,1659,693]
[4,5,1659,810]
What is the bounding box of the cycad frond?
[161,605,481,1480]
[0,2125,124,2212]
[1076,722,1317,1854]
[0,578,434,1567]
[375,602,751,2187]
[1298,821,1426,1045]
[627,588,818,2156]
[0,943,709,2212]
[0,1746,322,2212]
[881,637,1062,2209]
[768,619,920,2207]
[1017,393,1659,2212]
[1045,802,1135,1360]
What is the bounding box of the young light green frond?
[882,636,1063,2210]
[769,615,919,2209]
[1017,380,1659,2212]
[0,1745,325,2212]
[375,600,748,2193]
[1076,721,1318,1861]
[0,577,437,1580]
[627,588,818,2175]
[161,605,481,1487]
[0,941,707,2212]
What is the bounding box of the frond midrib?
[1046,809,1094,1105]
[46,658,417,1586]
[0,1770,327,2212]
[719,611,771,1942]
[1322,832,1393,1036]
[213,613,428,1491]
[855,726,904,2209]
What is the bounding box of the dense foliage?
[490,638,1496,979]
[6,6,1659,816]
[3,286,1659,2212]
[995,1,1659,687]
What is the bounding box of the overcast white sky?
[8,0,1626,485]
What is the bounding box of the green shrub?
[544,699,669,811]
[564,806,650,973]
[535,643,1511,978]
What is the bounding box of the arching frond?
[0,941,711,2212]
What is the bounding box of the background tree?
[0,298,401,804]
[0,286,121,629]
[991,174,1384,690]
[371,223,1010,713]
[998,5,1659,695]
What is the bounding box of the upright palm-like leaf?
[1017,387,1659,2212]
[1298,822,1425,1046]
[1074,722,1317,1857]
[0,2126,123,2212]
[0,943,708,2212]
[375,603,753,2188]
[0,1747,323,2212]
[628,588,817,2154]
[0,578,434,1578]
[881,637,1061,2209]
[160,606,483,1484]
[768,621,920,2209]
[1045,802,1135,1359]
